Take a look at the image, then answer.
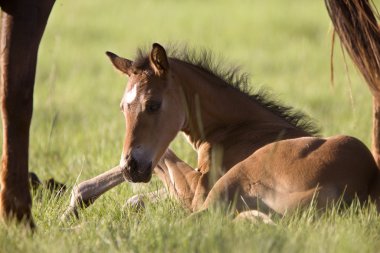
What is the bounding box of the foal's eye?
[146,101,161,113]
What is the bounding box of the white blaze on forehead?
[125,83,138,104]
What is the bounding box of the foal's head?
[107,43,185,182]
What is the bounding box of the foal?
[62,43,380,220]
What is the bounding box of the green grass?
[2,0,380,252]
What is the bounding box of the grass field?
[2,0,380,252]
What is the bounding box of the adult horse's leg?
[325,0,380,168]
[0,0,55,226]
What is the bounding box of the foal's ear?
[106,51,133,76]
[149,43,169,76]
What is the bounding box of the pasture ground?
[1,0,380,252]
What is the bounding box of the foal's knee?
[69,180,103,208]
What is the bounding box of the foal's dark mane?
[133,46,319,136]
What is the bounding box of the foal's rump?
[203,135,379,214]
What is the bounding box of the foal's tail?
[325,0,380,168]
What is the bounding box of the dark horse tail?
[325,0,380,169]
[325,0,380,202]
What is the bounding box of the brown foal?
[62,43,380,221]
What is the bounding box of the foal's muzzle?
[120,155,152,183]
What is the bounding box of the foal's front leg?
[124,150,202,210]
[61,165,125,221]
[152,149,202,210]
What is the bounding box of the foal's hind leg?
[199,165,344,218]
[193,164,275,220]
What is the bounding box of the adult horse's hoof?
[0,187,36,230]
[0,205,36,230]
[29,172,67,196]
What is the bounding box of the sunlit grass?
[2,187,380,253]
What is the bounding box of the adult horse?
[62,43,380,220]
[0,0,55,227]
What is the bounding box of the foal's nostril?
[127,155,138,173]
[122,154,153,182]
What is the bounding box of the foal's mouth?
[121,161,153,183]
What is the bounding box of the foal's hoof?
[234,210,275,225]
[60,206,79,222]
[123,195,145,211]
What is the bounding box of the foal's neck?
[172,60,310,170]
